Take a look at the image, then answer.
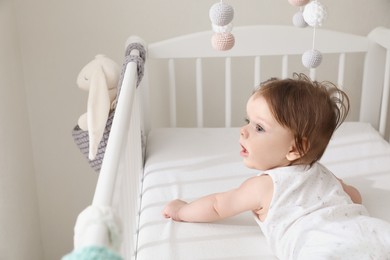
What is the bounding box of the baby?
[163,73,390,259]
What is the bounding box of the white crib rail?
[74,46,144,259]
[361,27,390,139]
[148,25,390,138]
[93,50,139,207]
[148,25,370,129]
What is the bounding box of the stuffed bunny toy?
[76,55,120,160]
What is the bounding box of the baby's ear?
[286,146,301,162]
[286,138,308,162]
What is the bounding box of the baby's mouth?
[240,144,249,157]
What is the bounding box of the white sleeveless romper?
[254,163,390,259]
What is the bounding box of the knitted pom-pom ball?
[212,23,233,33]
[288,0,310,7]
[302,49,323,68]
[303,1,327,27]
[292,11,308,28]
[211,33,235,51]
[209,2,234,26]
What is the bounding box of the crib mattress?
[136,122,390,260]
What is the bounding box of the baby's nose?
[240,126,248,138]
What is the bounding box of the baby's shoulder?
[240,174,273,194]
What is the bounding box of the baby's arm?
[162,195,229,222]
[162,175,272,222]
[337,178,362,204]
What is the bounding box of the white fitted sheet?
[136,122,390,260]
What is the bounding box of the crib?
[71,25,390,260]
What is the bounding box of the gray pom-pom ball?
[292,11,308,28]
[209,2,234,26]
[302,49,323,68]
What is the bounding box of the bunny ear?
[87,65,111,160]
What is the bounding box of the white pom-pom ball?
[288,0,310,7]
[303,1,327,27]
[302,49,323,68]
[292,11,308,28]
[211,33,235,51]
[209,2,234,26]
[212,23,233,33]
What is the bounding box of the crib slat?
[196,58,203,127]
[310,68,316,81]
[168,59,177,127]
[117,91,143,259]
[379,50,390,136]
[129,92,143,259]
[337,53,346,89]
[282,55,288,79]
[225,57,232,127]
[254,56,261,88]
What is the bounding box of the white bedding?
[136,122,390,260]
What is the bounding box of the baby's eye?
[244,117,250,124]
[255,124,265,132]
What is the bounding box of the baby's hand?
[162,199,188,221]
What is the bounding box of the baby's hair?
[254,73,350,166]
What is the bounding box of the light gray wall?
[0,0,43,259]
[6,0,390,259]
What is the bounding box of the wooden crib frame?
[75,25,390,259]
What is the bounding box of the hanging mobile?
[289,0,309,28]
[209,0,235,51]
[301,0,327,69]
[292,6,308,28]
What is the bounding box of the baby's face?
[239,94,296,171]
